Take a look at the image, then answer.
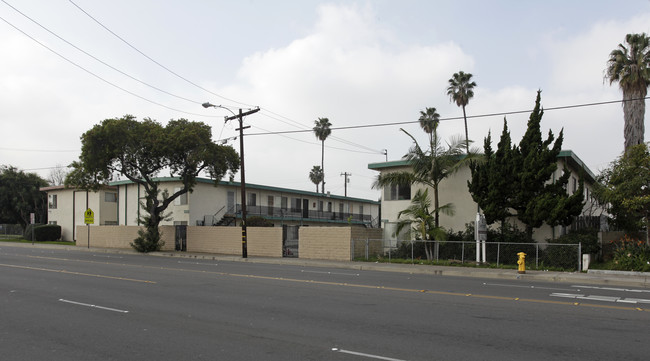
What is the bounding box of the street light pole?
[202,102,260,258]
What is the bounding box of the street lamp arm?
[202,102,237,117]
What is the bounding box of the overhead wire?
[0,14,213,118]
[246,96,650,136]
[68,0,255,109]
[66,0,382,155]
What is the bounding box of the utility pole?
[340,172,351,197]
[203,102,260,258]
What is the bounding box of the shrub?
[34,224,61,241]
[246,216,273,227]
[611,236,650,272]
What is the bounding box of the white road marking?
[483,282,575,291]
[59,299,129,313]
[302,270,360,276]
[331,348,406,361]
[92,255,123,259]
[550,293,650,304]
[177,261,218,266]
[572,285,650,293]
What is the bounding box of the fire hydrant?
[517,252,527,274]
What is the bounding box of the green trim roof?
[369,149,597,183]
[109,177,379,204]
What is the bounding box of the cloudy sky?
[1,0,649,200]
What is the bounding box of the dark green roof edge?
[109,177,379,204]
[369,150,597,183]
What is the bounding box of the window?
[291,198,301,212]
[173,187,188,205]
[385,184,411,201]
[281,197,288,210]
[105,192,117,203]
[327,201,332,212]
[572,177,577,193]
[359,205,364,215]
[48,221,57,225]
[339,203,344,214]
[318,200,324,212]
[48,194,57,209]
[247,193,257,206]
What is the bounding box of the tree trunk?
[321,140,325,194]
[623,89,646,152]
[462,104,470,154]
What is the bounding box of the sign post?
[30,212,35,245]
[84,208,94,249]
[475,213,487,263]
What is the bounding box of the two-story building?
[368,150,603,242]
[44,177,380,242]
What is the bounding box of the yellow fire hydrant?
[517,252,527,274]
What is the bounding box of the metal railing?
[352,239,582,271]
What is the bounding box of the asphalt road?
[1,245,649,361]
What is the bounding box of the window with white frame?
[48,194,57,209]
[174,187,188,205]
[384,183,411,201]
[105,192,117,202]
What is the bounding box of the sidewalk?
[3,242,649,288]
[148,248,650,289]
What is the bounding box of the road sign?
[84,208,94,225]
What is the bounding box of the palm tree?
[313,117,332,194]
[605,33,650,152]
[418,107,440,144]
[447,71,477,154]
[394,188,453,260]
[308,166,323,193]
[374,118,470,260]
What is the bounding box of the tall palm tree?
[605,33,650,152]
[418,107,440,145]
[308,166,323,193]
[447,71,477,154]
[313,117,332,194]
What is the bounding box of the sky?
[1,0,650,201]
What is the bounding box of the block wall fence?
[75,225,380,261]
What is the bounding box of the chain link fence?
[353,239,582,271]
[0,224,24,239]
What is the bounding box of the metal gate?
[283,225,299,258]
[175,225,187,251]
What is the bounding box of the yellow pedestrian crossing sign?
[84,208,94,225]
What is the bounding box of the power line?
[1,0,203,107]
[246,96,650,136]
[68,0,255,109]
[0,14,212,118]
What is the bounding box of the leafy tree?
[605,33,650,152]
[594,143,650,244]
[308,165,324,193]
[374,113,471,260]
[447,71,477,154]
[313,117,332,193]
[66,115,240,252]
[468,119,516,228]
[468,91,585,239]
[0,166,48,232]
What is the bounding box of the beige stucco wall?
[46,188,118,242]
[75,225,175,251]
